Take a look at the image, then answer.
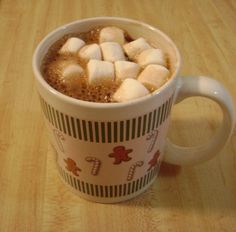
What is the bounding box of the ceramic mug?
[33,17,235,203]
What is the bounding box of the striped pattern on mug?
[39,94,174,143]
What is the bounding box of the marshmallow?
[99,26,125,45]
[78,43,102,61]
[87,59,114,84]
[138,64,169,90]
[115,61,140,81]
[112,78,149,102]
[137,48,166,68]
[123,38,151,60]
[59,37,85,55]
[100,42,126,62]
[62,64,84,79]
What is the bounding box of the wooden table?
[0,0,236,231]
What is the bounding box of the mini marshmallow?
[87,59,114,84]
[112,78,149,102]
[59,37,85,55]
[62,64,84,79]
[138,64,169,90]
[123,37,151,60]
[78,43,102,61]
[115,61,140,81]
[100,42,126,62]
[137,48,166,68]
[99,26,125,45]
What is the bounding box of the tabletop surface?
[0,0,236,231]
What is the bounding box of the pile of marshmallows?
[58,26,170,102]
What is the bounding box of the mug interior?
[33,17,181,107]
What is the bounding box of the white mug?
[33,17,235,203]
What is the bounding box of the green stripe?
[150,169,154,180]
[127,182,131,194]
[163,100,169,122]
[73,177,78,190]
[48,105,56,126]
[82,120,88,141]
[47,105,54,125]
[88,121,94,142]
[135,179,140,191]
[90,184,94,196]
[131,118,136,139]
[143,174,147,187]
[65,115,72,136]
[147,112,152,133]
[94,122,99,143]
[142,114,147,136]
[131,181,136,193]
[81,181,85,193]
[70,117,77,138]
[86,183,90,194]
[42,100,49,120]
[123,183,127,196]
[55,110,62,131]
[167,95,173,117]
[125,120,130,141]
[101,122,105,143]
[151,109,157,130]
[95,185,99,196]
[69,175,74,187]
[44,102,51,123]
[114,185,118,197]
[107,122,112,143]
[160,102,167,124]
[147,171,152,183]
[139,177,143,189]
[119,184,122,197]
[60,113,67,134]
[120,121,124,142]
[137,116,142,138]
[51,107,58,129]
[113,122,117,143]
[77,179,81,191]
[155,106,161,128]
[109,186,113,197]
[65,172,70,185]
[105,186,108,197]
[76,119,82,140]
[159,104,165,126]
[100,185,104,197]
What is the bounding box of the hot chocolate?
[41,26,170,103]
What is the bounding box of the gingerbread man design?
[64,158,81,176]
[147,150,161,171]
[108,146,133,164]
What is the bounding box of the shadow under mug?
[32,17,235,203]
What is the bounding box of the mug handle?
[164,76,235,165]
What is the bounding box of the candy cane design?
[85,157,101,176]
[127,161,144,181]
[53,129,65,152]
[146,129,158,153]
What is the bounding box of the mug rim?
[32,16,181,109]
